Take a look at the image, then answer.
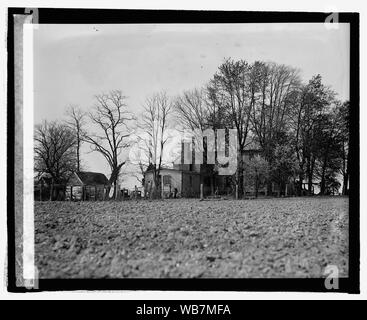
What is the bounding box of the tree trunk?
[307,156,315,195]
[77,138,80,172]
[236,151,243,199]
[298,173,304,196]
[266,158,273,196]
[151,171,161,199]
[310,157,315,195]
[320,157,327,195]
[236,170,243,199]
[343,149,350,195]
[49,179,54,201]
[306,160,311,195]
[114,181,117,199]
[342,173,349,195]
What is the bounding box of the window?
[163,175,171,185]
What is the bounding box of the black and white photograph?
[3,4,362,299]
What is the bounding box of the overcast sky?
[33,23,350,188]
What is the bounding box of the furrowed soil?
[35,197,348,278]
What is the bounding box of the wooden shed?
[65,171,110,201]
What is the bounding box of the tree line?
[34,58,350,197]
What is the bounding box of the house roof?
[75,171,109,185]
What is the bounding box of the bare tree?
[336,101,350,195]
[174,86,227,132]
[124,158,146,186]
[83,90,134,197]
[289,75,335,194]
[174,87,227,195]
[34,121,77,199]
[207,58,260,197]
[250,61,301,193]
[65,105,86,172]
[205,81,228,131]
[251,62,301,157]
[174,88,208,131]
[139,91,173,198]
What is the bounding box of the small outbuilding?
[65,171,110,201]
